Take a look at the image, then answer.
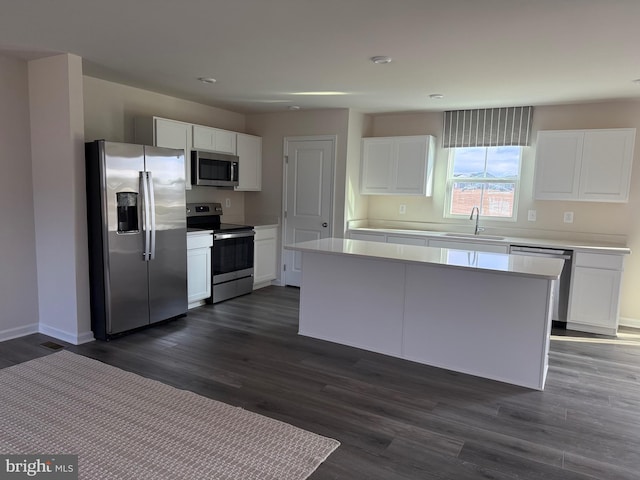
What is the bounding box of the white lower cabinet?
[254,226,278,288]
[346,228,628,335]
[567,252,624,335]
[187,233,213,308]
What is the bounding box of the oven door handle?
[214,231,255,240]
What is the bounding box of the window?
[445,146,522,219]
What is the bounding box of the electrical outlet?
[563,211,574,223]
[399,204,407,215]
[527,210,537,222]
[225,198,231,208]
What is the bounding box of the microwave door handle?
[147,171,156,260]
[231,162,236,182]
[140,171,151,261]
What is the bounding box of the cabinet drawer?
[349,232,386,242]
[187,234,213,249]
[387,235,427,246]
[574,252,623,270]
[255,227,277,242]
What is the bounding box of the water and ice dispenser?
[116,192,139,233]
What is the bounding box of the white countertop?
[350,226,630,255]
[286,238,565,279]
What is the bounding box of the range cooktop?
[186,202,253,233]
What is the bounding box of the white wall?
[245,109,350,229]
[0,54,40,341]
[363,102,640,322]
[345,111,371,226]
[82,76,247,221]
[245,109,351,281]
[29,54,92,344]
[83,76,246,143]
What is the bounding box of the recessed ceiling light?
[197,77,217,84]
[429,93,444,99]
[370,56,392,64]
[290,91,348,96]
[288,105,301,111]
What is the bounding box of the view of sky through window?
[452,147,520,178]
[448,146,522,218]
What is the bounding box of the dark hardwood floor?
[2,286,640,479]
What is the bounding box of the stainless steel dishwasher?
[509,245,573,325]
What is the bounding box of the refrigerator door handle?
[141,171,151,261]
[147,171,156,260]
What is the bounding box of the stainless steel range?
[186,203,255,303]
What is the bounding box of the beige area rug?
[0,350,339,479]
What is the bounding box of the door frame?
[281,135,337,285]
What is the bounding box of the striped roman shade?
[442,106,533,148]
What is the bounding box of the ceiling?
[2,0,640,114]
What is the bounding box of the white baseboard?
[0,323,39,342]
[39,324,95,345]
[619,317,640,329]
[253,280,275,290]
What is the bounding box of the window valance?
[442,106,533,148]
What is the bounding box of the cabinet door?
[394,137,428,195]
[214,129,237,154]
[579,129,635,202]
[534,131,583,200]
[193,125,237,154]
[187,247,211,305]
[254,238,277,286]
[235,133,262,191]
[361,138,395,194]
[154,118,192,190]
[568,266,621,333]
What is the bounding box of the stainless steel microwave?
[191,150,239,187]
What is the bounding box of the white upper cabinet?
[235,133,262,191]
[533,130,583,200]
[136,117,263,191]
[361,135,435,196]
[135,117,193,190]
[534,128,635,202]
[579,129,635,201]
[192,125,237,154]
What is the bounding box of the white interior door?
[283,136,335,286]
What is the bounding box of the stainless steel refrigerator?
[85,140,187,340]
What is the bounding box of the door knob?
[322,222,328,228]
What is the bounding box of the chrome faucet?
[469,206,484,235]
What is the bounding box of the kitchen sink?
[442,233,505,240]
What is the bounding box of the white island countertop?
[286,237,565,280]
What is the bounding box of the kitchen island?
[285,238,565,390]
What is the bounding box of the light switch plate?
[527,210,537,222]
[399,204,407,214]
[563,211,574,223]
[225,198,231,208]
